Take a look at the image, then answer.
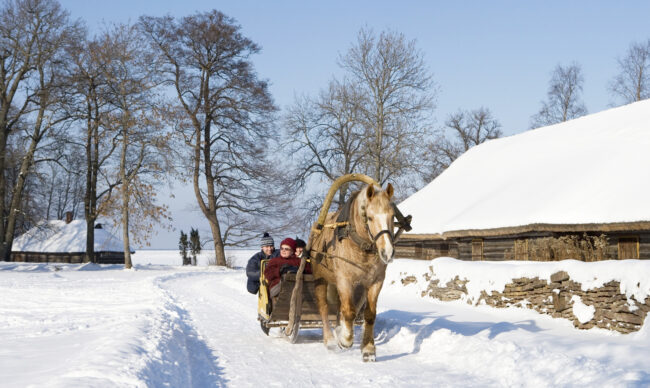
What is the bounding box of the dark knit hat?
[295,237,306,248]
[260,232,274,248]
[280,237,297,252]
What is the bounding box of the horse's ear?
[386,183,393,199]
[366,184,375,199]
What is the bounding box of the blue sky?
[59,1,650,248]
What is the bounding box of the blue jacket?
[246,249,279,294]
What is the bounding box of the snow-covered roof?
[399,100,650,236]
[12,220,126,253]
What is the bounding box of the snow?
[571,295,596,324]
[1,251,649,387]
[398,100,650,235]
[12,220,126,253]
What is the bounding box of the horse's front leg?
[361,281,383,362]
[335,283,355,349]
[315,279,336,349]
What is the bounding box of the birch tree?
[427,107,502,180]
[339,28,437,188]
[530,62,587,129]
[285,80,365,210]
[609,39,650,104]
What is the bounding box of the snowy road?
[1,257,649,387]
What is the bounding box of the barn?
[10,215,129,264]
[397,100,650,261]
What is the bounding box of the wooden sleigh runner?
[257,173,412,344]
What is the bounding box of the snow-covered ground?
[1,251,648,387]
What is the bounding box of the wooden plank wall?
[9,252,125,264]
[395,240,458,260]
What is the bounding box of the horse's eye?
[368,217,373,221]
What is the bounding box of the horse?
[308,183,395,362]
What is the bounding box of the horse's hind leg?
[361,281,383,362]
[315,279,336,349]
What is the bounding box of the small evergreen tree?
[190,228,201,266]
[179,230,189,265]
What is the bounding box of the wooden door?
[618,236,639,259]
[472,239,483,261]
[514,239,529,261]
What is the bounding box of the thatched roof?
[12,220,127,253]
[398,100,650,238]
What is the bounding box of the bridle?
[347,200,395,264]
[360,204,394,245]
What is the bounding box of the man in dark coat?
[246,233,279,294]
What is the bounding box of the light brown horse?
[308,183,395,362]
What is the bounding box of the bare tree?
[140,11,278,266]
[0,0,80,261]
[530,62,587,129]
[93,23,171,269]
[65,28,124,263]
[609,39,650,104]
[41,152,84,220]
[339,28,437,189]
[427,107,502,180]
[286,80,365,211]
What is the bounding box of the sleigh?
[256,174,412,343]
[257,260,348,342]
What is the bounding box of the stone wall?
[412,270,650,334]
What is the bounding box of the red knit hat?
[280,237,297,252]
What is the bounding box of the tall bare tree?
[0,0,80,261]
[97,23,170,269]
[609,39,650,104]
[530,62,587,129]
[65,28,124,263]
[140,11,278,266]
[339,28,437,188]
[286,80,365,211]
[428,107,502,180]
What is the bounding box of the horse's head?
[360,183,395,264]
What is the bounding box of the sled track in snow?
[138,272,227,387]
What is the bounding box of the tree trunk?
[0,125,7,261]
[122,193,132,269]
[84,111,97,263]
[120,130,132,269]
[191,118,227,266]
[208,214,226,266]
[2,110,44,261]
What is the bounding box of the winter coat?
[263,254,312,291]
[246,249,279,294]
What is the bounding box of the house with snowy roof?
[397,100,650,261]
[10,213,129,264]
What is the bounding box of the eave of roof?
[401,221,650,240]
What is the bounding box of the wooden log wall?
[9,251,125,264]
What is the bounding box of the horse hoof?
[324,338,338,351]
[334,326,353,349]
[362,352,376,362]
